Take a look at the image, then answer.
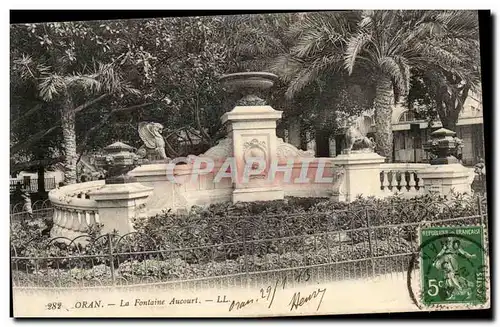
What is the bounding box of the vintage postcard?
[9,10,491,318]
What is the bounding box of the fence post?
[242,221,249,288]
[477,195,484,226]
[107,233,116,286]
[365,207,376,278]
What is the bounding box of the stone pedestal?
[418,163,474,196]
[89,183,153,235]
[222,105,284,203]
[331,151,386,202]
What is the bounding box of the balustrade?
[51,206,100,240]
[379,163,430,197]
[48,181,104,241]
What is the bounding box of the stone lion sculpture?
[344,116,375,153]
[137,122,169,161]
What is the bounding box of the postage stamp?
[419,226,487,306]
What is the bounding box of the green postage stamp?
[420,226,487,306]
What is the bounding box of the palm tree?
[273,10,480,161]
[12,55,140,184]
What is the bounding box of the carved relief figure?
[137,122,169,161]
[243,139,267,170]
[344,116,375,153]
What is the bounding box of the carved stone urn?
[95,141,139,184]
[219,72,278,107]
[423,128,464,165]
[219,71,284,203]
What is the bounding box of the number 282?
[46,302,62,310]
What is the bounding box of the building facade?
[390,94,484,166]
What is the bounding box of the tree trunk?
[315,129,330,157]
[441,117,457,131]
[435,78,470,134]
[37,165,45,195]
[61,95,78,185]
[373,76,394,161]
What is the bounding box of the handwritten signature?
[289,288,327,312]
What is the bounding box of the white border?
[2,4,498,326]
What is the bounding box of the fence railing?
[10,195,488,290]
[10,199,52,216]
[10,178,56,193]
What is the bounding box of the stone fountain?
[218,72,285,202]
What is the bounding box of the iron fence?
[10,178,56,193]
[10,196,488,291]
[9,199,52,223]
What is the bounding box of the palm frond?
[12,54,39,81]
[288,12,352,59]
[411,40,464,67]
[120,82,142,96]
[268,54,304,82]
[358,14,372,29]
[436,10,479,40]
[65,74,102,93]
[285,54,343,99]
[38,73,66,101]
[344,32,371,75]
[378,56,408,95]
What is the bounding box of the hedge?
[10,193,485,284]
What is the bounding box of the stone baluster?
[84,211,91,228]
[63,210,76,239]
[400,171,408,191]
[381,171,391,196]
[413,171,424,192]
[51,208,62,237]
[408,172,417,193]
[391,171,399,194]
[58,208,69,237]
[77,210,89,234]
[69,210,80,237]
[57,208,66,236]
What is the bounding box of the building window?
[398,110,416,122]
[394,132,406,150]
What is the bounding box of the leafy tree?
[10,21,142,184]
[10,16,232,184]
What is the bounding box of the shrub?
[128,193,482,261]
